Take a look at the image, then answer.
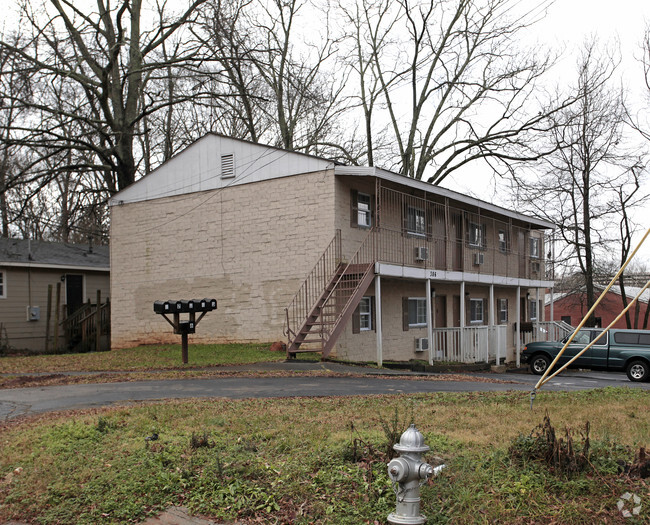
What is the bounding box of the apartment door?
[518,231,526,278]
[450,213,463,271]
[435,295,447,327]
[434,208,446,269]
[66,274,84,316]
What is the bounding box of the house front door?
[66,274,84,316]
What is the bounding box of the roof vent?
[221,153,235,179]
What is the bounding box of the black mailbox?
[179,299,196,313]
[153,300,171,314]
[176,320,195,334]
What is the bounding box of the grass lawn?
[1,388,649,524]
[0,343,320,374]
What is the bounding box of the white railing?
[517,321,573,346]
[431,325,506,364]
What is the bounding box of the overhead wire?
[530,227,650,407]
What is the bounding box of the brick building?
[109,134,555,364]
[547,285,650,330]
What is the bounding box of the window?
[408,297,427,327]
[530,237,540,259]
[351,190,373,228]
[561,315,571,325]
[498,298,508,324]
[529,299,538,321]
[0,270,5,298]
[406,206,426,236]
[357,193,372,228]
[614,332,639,345]
[469,222,486,248]
[498,229,509,253]
[470,298,484,324]
[359,297,372,331]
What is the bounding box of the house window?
[357,193,372,228]
[529,299,538,321]
[469,222,486,248]
[498,298,508,324]
[0,270,5,298]
[470,298,484,324]
[561,315,571,325]
[530,237,540,259]
[359,296,372,331]
[498,229,509,253]
[406,206,426,236]
[408,297,427,327]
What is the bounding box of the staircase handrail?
[284,229,342,339]
[318,228,377,343]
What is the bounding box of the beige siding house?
[0,238,110,352]
[109,134,557,364]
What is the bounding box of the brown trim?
[402,297,409,331]
[350,189,359,228]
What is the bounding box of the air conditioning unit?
[473,252,484,265]
[415,337,429,352]
[415,246,429,261]
[531,261,540,273]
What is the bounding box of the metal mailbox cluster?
[153,298,217,363]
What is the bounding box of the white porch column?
[460,281,466,357]
[516,285,521,367]
[489,284,495,363]
[375,275,383,367]
[535,287,540,340]
[426,279,433,365]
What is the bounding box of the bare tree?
[194,0,350,158]
[511,39,647,326]
[0,0,209,194]
[340,0,566,182]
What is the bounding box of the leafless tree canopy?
[510,39,648,325]
[0,0,648,251]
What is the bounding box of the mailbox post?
[153,298,217,363]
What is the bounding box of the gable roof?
[546,284,650,305]
[109,133,337,206]
[107,133,554,229]
[0,237,110,271]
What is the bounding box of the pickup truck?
[522,328,650,382]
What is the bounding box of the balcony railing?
[431,325,507,363]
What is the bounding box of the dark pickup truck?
[522,328,650,382]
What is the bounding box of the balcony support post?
[375,274,383,367]
[460,281,466,359]
[426,278,433,365]
[516,285,521,367]
[489,284,495,364]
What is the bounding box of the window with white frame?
[530,237,540,258]
[469,222,486,248]
[498,298,508,324]
[408,297,427,326]
[357,193,372,228]
[498,229,508,253]
[470,298,484,324]
[0,270,5,298]
[529,299,538,321]
[406,206,426,236]
[359,296,372,331]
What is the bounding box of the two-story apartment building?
[109,134,554,364]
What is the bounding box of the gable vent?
[221,153,235,179]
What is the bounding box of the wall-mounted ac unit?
[415,247,429,261]
[473,252,484,265]
[531,261,540,273]
[415,337,429,352]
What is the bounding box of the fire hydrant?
[387,424,434,525]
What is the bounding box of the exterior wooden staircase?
[284,229,376,358]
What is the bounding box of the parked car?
[522,328,650,382]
